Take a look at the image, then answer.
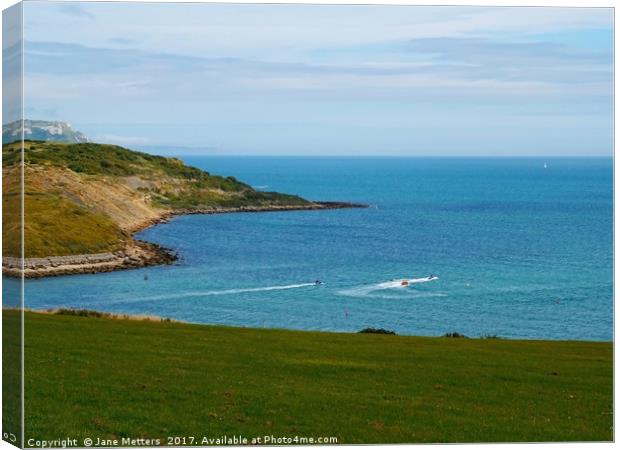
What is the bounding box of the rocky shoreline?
[3,201,367,278]
[126,201,368,233]
[3,240,177,279]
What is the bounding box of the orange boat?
[401,280,409,286]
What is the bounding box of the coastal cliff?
[2,141,365,277]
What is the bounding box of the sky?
[4,2,615,155]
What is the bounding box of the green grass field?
[11,310,613,444]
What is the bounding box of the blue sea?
[11,157,614,340]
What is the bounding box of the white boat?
[399,276,438,287]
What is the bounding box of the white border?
[0,1,615,450]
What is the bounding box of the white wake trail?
[130,283,317,303]
[338,276,439,298]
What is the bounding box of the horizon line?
[159,153,614,158]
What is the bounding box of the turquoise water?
[13,157,613,340]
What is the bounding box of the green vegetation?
[7,141,250,192]
[444,332,467,338]
[153,187,310,210]
[19,310,612,444]
[4,193,128,257]
[51,308,172,322]
[53,308,126,319]
[3,311,22,447]
[358,327,396,335]
[2,141,311,258]
[2,192,21,258]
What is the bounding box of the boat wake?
[338,276,441,299]
[132,283,318,302]
[103,277,440,304]
[374,277,438,289]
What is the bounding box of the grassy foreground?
[16,310,612,444]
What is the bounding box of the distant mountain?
[2,120,89,144]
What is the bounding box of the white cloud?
[16,3,613,155]
[22,4,612,60]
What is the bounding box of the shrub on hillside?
[443,332,467,338]
[359,328,396,335]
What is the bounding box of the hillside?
[2,141,330,264]
[12,310,612,443]
[2,120,89,144]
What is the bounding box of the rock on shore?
[125,201,368,233]
[3,241,176,278]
